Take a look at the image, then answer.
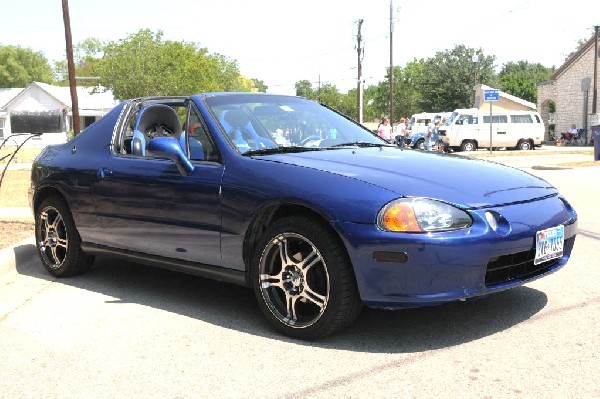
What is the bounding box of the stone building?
[537,30,600,143]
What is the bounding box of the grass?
[0,146,44,164]
[1,146,41,249]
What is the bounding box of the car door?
[90,101,225,267]
[91,157,224,266]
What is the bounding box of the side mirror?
[147,137,194,175]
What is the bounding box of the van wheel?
[460,140,477,152]
[517,140,532,150]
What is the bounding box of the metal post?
[356,19,364,124]
[389,0,394,126]
[489,103,493,154]
[593,25,599,114]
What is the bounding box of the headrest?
[222,109,250,128]
[134,104,182,137]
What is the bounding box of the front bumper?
[334,194,577,308]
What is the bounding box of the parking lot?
[1,149,598,399]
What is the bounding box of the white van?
[438,109,544,151]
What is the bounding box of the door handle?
[97,167,113,178]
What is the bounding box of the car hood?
[256,148,556,209]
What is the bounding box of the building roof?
[32,82,118,112]
[0,88,25,109]
[550,33,599,81]
[480,84,537,110]
[3,82,118,115]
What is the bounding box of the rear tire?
[460,140,477,152]
[251,216,362,339]
[516,140,532,150]
[35,196,94,277]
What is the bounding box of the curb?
[0,236,36,276]
[531,165,574,170]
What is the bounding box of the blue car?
[30,93,577,339]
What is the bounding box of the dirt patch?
[0,219,34,249]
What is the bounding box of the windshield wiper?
[330,141,392,148]
[244,146,323,156]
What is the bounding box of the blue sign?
[484,89,500,102]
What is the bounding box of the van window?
[510,115,534,123]
[457,115,478,125]
[483,115,508,123]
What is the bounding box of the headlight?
[377,198,472,233]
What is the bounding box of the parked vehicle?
[30,93,577,339]
[406,112,450,149]
[439,108,544,151]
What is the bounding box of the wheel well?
[33,187,67,215]
[242,204,342,285]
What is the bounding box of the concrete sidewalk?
[0,207,32,219]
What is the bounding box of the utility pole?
[62,0,80,135]
[356,19,364,124]
[389,0,394,125]
[593,25,599,114]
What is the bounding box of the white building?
[0,81,118,147]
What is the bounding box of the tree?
[252,78,268,92]
[96,29,249,99]
[418,45,497,112]
[0,45,53,87]
[498,61,554,104]
[295,80,315,98]
[54,38,105,85]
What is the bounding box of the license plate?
[534,225,564,265]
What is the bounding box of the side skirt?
[81,243,248,287]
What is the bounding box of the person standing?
[394,118,407,147]
[377,118,392,142]
[425,122,436,151]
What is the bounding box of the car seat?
[131,104,182,156]
[220,109,273,151]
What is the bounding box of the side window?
[510,114,533,123]
[185,107,219,162]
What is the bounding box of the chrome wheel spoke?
[260,272,285,290]
[300,286,326,310]
[284,293,299,324]
[299,248,319,272]
[277,237,292,266]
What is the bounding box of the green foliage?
[0,45,53,87]
[93,29,250,99]
[54,38,105,85]
[418,45,497,112]
[498,61,554,103]
[295,80,315,98]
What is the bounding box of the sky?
[1,0,598,95]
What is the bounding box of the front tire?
[460,140,477,152]
[415,139,425,150]
[35,196,93,277]
[251,216,362,339]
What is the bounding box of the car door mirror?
[147,137,194,175]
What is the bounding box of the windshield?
[445,112,459,125]
[203,94,385,155]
